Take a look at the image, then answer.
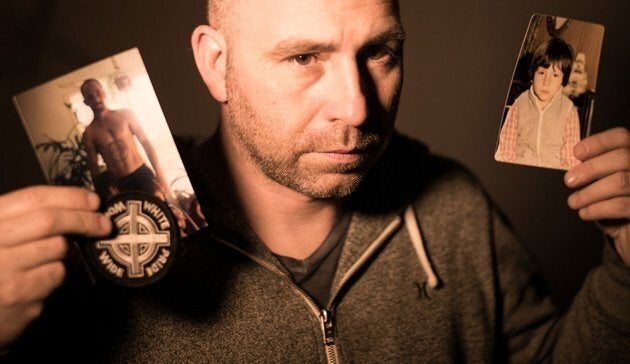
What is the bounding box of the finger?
[568,171,630,210]
[573,127,630,161]
[576,197,630,221]
[0,208,111,247]
[0,186,101,219]
[0,236,68,272]
[565,147,630,188]
[0,262,65,307]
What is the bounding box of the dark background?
[1,0,628,308]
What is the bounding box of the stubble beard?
[224,72,391,199]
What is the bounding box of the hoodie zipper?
[212,216,401,364]
[320,308,338,363]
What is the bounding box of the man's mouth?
[313,144,378,165]
[318,150,363,163]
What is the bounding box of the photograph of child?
[13,48,207,237]
[495,15,604,170]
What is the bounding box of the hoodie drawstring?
[404,205,440,289]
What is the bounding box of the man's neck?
[92,108,110,122]
[213,128,341,260]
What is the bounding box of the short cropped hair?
[528,37,574,86]
[80,78,102,96]
[206,0,401,32]
[206,0,230,29]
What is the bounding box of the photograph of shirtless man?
[80,78,169,201]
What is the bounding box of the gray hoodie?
[8,133,630,363]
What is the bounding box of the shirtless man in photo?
[80,79,169,200]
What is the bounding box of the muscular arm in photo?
[125,111,170,195]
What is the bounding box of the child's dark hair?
[528,37,574,86]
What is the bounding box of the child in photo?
[495,37,580,169]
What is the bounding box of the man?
[0,0,629,362]
[81,78,169,200]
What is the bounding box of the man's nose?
[323,59,369,127]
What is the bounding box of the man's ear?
[192,25,227,103]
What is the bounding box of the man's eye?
[362,45,400,66]
[290,54,316,66]
[365,47,390,60]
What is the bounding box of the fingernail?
[99,215,113,232]
[88,192,101,208]
[565,171,577,186]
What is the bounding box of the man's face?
[532,64,564,106]
[82,81,107,113]
[221,0,404,199]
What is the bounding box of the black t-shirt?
[275,212,351,307]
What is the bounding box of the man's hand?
[0,186,111,350]
[565,127,630,265]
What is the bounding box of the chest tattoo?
[108,139,129,161]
